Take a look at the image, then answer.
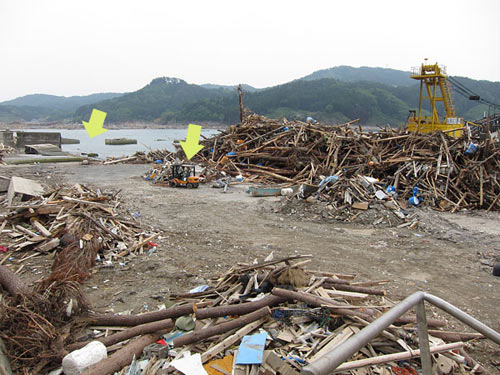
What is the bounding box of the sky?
[1,0,499,102]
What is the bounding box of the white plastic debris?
[62,341,107,375]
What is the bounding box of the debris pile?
[1,182,159,259]
[0,181,161,373]
[50,254,485,374]
[196,112,500,211]
[103,149,178,165]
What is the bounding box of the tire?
[186,183,193,189]
[194,183,199,188]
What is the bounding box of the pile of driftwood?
[1,183,158,260]
[195,112,500,211]
[26,253,484,375]
[0,183,160,373]
[103,149,178,165]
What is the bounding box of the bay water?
[17,128,220,158]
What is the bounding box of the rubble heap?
[195,112,500,211]
[1,183,158,258]
[42,254,486,374]
[0,183,160,373]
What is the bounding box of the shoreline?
[0,122,230,130]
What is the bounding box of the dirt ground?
[2,162,499,371]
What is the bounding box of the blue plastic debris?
[227,151,236,156]
[235,332,268,364]
[408,186,421,206]
[465,142,478,155]
[319,175,339,187]
[386,185,396,194]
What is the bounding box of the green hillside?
[0,105,57,123]
[1,92,123,111]
[73,77,230,123]
[2,66,499,125]
[0,92,123,122]
[302,66,414,87]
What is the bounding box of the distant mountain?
[201,83,258,92]
[73,77,231,123]
[2,66,499,125]
[302,66,414,87]
[0,105,58,123]
[177,79,412,125]
[1,93,123,111]
[0,92,124,122]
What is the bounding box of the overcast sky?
[1,0,499,102]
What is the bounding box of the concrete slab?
[7,176,44,205]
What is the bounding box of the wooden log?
[271,288,372,320]
[323,282,386,296]
[67,318,175,351]
[0,265,28,298]
[172,306,271,347]
[195,295,286,320]
[82,333,162,375]
[87,301,212,326]
[394,315,447,328]
[427,330,484,342]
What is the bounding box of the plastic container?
[62,341,107,375]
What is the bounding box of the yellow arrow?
[83,109,108,138]
[180,124,204,160]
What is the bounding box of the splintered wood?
[79,255,484,375]
[194,112,500,211]
[0,183,158,260]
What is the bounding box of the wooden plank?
[309,326,358,362]
[323,288,368,301]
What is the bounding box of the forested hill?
[73,77,229,123]
[0,92,122,122]
[2,66,499,125]
[301,66,414,87]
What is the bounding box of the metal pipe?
[416,299,432,375]
[301,291,425,375]
[423,293,500,345]
[302,292,500,375]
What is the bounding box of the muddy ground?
[2,162,499,371]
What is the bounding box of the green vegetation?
[0,92,123,122]
[1,67,499,126]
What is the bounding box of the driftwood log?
[82,333,163,375]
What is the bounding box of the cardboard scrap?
[203,354,233,375]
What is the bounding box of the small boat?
[105,138,138,145]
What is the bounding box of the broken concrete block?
[352,201,369,210]
[7,177,44,206]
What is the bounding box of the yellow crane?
[407,62,464,136]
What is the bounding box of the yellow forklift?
[168,164,200,188]
[407,62,464,137]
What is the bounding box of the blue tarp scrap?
[235,332,268,365]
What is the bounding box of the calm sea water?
[17,128,220,158]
